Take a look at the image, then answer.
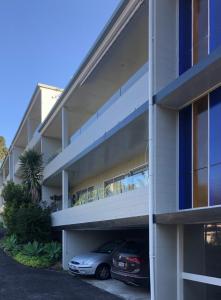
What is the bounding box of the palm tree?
[19,150,43,203]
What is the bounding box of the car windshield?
[93,241,122,254]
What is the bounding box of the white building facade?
[1,1,221,299]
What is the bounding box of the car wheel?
[95,264,110,280]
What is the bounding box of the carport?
[59,220,150,300]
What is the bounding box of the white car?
[68,240,124,280]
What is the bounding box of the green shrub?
[1,181,27,206]
[21,241,44,257]
[14,253,51,268]
[1,234,20,255]
[43,241,62,261]
[13,204,51,244]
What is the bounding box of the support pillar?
[62,170,68,209]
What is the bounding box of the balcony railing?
[45,63,148,166]
[71,164,148,207]
[50,165,148,212]
[70,62,148,144]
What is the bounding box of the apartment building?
[1,0,221,299]
[0,84,63,203]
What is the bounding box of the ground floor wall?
[154,224,178,300]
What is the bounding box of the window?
[74,165,148,206]
[210,0,221,52]
[193,0,209,64]
[179,106,192,209]
[184,280,221,300]
[179,0,192,74]
[210,88,221,206]
[193,96,208,207]
[183,224,221,300]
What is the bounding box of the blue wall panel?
[179,105,192,209]
[179,0,192,75]
[210,0,221,52]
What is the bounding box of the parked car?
[111,240,149,287]
[68,240,124,280]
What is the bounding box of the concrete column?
[62,107,69,150]
[62,170,68,209]
[62,230,68,270]
[155,224,177,300]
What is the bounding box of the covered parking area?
[54,217,150,299]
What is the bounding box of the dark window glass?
[179,105,192,209]
[210,0,221,52]
[184,280,221,300]
[210,164,221,206]
[193,0,209,64]
[179,0,192,74]
[210,88,221,165]
[193,97,208,207]
[184,224,221,278]
[193,97,208,170]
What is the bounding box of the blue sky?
[0,0,120,147]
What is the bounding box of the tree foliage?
[19,150,43,203]
[0,136,7,161]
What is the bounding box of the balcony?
[51,185,148,228]
[44,63,149,180]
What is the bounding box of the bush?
[21,241,44,257]
[13,204,51,244]
[1,181,27,206]
[43,241,62,261]
[2,182,29,235]
[14,253,51,268]
[1,234,20,255]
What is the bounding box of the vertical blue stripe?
[179,105,192,209]
[210,0,221,52]
[179,0,192,75]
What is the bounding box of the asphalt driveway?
[0,248,121,300]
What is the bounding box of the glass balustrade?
[71,165,148,207]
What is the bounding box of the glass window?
[193,0,209,64]
[210,88,221,166]
[193,168,208,207]
[179,105,192,209]
[76,189,88,205]
[193,97,208,207]
[210,0,221,52]
[193,97,208,170]
[113,175,124,195]
[131,166,148,189]
[184,224,221,278]
[88,186,95,202]
[104,179,114,197]
[210,164,221,206]
[184,280,221,300]
[179,0,192,74]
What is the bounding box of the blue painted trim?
[179,0,192,75]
